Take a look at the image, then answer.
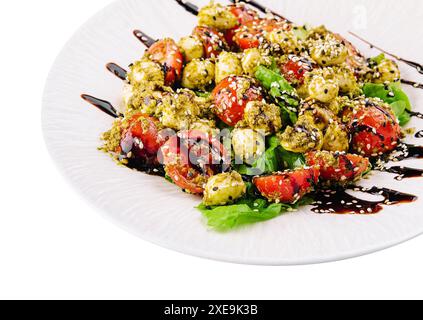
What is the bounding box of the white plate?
[42,0,423,265]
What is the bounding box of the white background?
[1,0,423,300]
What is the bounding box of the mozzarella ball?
[279,122,324,153]
[215,52,243,84]
[182,59,215,90]
[232,129,266,165]
[203,172,246,206]
[372,58,401,84]
[242,101,282,135]
[198,3,238,30]
[333,65,359,94]
[322,122,350,152]
[178,36,204,62]
[127,59,164,87]
[309,35,348,66]
[266,29,303,54]
[308,75,339,103]
[241,48,271,76]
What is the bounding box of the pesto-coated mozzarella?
[309,35,348,66]
[279,122,324,153]
[322,122,350,152]
[182,59,215,90]
[266,29,304,54]
[333,64,359,94]
[203,172,246,206]
[371,58,401,84]
[198,3,238,30]
[308,75,339,103]
[232,129,266,165]
[241,48,271,76]
[178,36,204,62]
[215,51,243,84]
[241,101,282,135]
[127,59,165,88]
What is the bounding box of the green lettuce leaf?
[236,136,305,176]
[197,197,313,232]
[363,81,412,126]
[255,65,300,125]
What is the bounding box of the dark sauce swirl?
[106,63,127,81]
[312,186,417,215]
[383,166,423,180]
[81,94,120,118]
[416,130,423,138]
[133,29,156,48]
[175,0,199,15]
[408,111,423,120]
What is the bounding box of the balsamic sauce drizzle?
[416,130,423,139]
[383,166,423,181]
[175,0,199,15]
[81,94,120,118]
[230,0,292,23]
[106,63,127,81]
[133,29,156,48]
[312,186,417,215]
[401,79,423,90]
[408,111,423,120]
[349,32,423,75]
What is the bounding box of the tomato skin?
[165,164,206,195]
[192,26,228,59]
[212,76,263,126]
[306,151,370,184]
[147,39,184,86]
[121,114,165,156]
[280,56,315,85]
[345,103,401,157]
[253,167,320,203]
[233,18,292,50]
[229,4,259,24]
[158,130,230,194]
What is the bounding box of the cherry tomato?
[345,101,401,157]
[254,167,320,203]
[224,4,259,47]
[229,4,259,24]
[158,130,230,194]
[147,38,184,86]
[306,151,370,184]
[280,55,315,85]
[118,114,168,171]
[233,18,292,50]
[212,76,263,126]
[192,26,228,59]
[125,114,166,155]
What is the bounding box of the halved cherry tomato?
[147,38,184,86]
[306,151,370,184]
[229,4,259,24]
[118,114,168,170]
[158,130,230,194]
[280,55,315,85]
[122,114,165,155]
[224,4,259,47]
[254,167,320,203]
[193,26,228,59]
[233,18,292,50]
[345,101,401,157]
[212,76,263,126]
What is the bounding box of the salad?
[89,1,422,231]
